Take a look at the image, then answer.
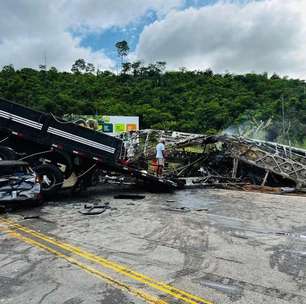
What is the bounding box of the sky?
[0,0,306,78]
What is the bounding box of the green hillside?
[1,61,306,147]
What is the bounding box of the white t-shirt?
[156,143,165,159]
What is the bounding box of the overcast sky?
[1,0,306,78]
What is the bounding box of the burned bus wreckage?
[1,97,306,198]
[122,129,306,192]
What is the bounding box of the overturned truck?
[0,98,178,195]
[124,129,306,191]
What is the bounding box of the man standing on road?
[156,139,166,176]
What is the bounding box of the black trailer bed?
[0,98,123,164]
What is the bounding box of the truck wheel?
[72,178,87,194]
[0,146,16,160]
[34,164,64,195]
[90,170,100,187]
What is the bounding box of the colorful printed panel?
[102,123,113,133]
[114,123,126,133]
[126,124,137,132]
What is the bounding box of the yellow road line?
[3,227,166,304]
[0,217,213,304]
[0,228,12,233]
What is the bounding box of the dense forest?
[0,59,306,147]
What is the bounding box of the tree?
[85,63,95,73]
[71,59,86,73]
[49,67,58,73]
[131,61,142,77]
[115,40,129,64]
[39,64,46,71]
[122,62,131,74]
[156,61,166,73]
[2,64,15,73]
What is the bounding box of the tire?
[34,164,64,195]
[72,178,87,194]
[0,146,16,160]
[90,170,100,187]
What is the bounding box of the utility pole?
[281,94,285,142]
[39,51,47,71]
[96,64,101,76]
[44,51,47,70]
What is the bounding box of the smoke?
[222,119,272,141]
[222,118,306,148]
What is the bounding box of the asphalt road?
[1,187,306,304]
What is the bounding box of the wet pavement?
[1,186,306,303]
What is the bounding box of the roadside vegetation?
[1,58,306,147]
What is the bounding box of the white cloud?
[0,34,114,72]
[65,0,183,31]
[136,0,306,78]
[0,0,184,71]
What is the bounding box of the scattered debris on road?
[23,215,40,220]
[113,194,146,200]
[79,202,113,215]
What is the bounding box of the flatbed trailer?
[0,98,178,194]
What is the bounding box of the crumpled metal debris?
[79,202,113,215]
[121,129,306,192]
